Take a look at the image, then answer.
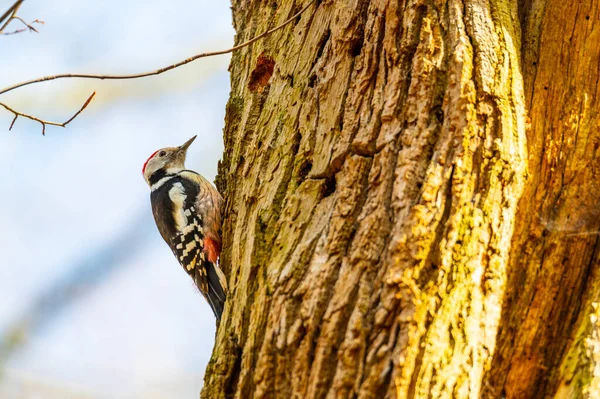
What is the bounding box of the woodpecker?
[142,136,227,321]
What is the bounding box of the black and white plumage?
[142,136,227,321]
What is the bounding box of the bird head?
[142,135,196,185]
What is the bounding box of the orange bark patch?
[248,53,275,93]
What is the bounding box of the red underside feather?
[204,237,221,264]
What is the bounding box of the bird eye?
[159,151,167,157]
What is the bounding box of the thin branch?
[1,16,43,35]
[0,0,315,134]
[0,0,23,32]
[0,0,43,36]
[0,0,316,97]
[0,92,96,135]
[9,114,17,130]
[0,0,41,36]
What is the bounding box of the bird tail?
[201,261,227,321]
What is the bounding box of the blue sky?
[0,0,233,397]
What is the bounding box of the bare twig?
[0,0,315,134]
[0,0,40,36]
[0,0,23,32]
[9,114,17,130]
[0,92,96,135]
[1,16,43,35]
[0,0,316,96]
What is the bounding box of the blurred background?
[0,0,233,397]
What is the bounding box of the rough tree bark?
[202,0,600,398]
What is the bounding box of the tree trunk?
[485,0,600,398]
[202,0,600,398]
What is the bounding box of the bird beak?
[178,135,197,153]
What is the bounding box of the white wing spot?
[182,241,196,257]
[168,183,188,230]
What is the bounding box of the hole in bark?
[533,61,537,66]
[544,86,548,90]
[586,15,590,20]
[248,53,276,93]
[297,160,312,182]
[291,132,302,155]
[322,175,336,198]
[542,228,549,237]
[433,106,444,123]
[257,140,263,149]
[350,39,363,57]
[224,338,242,399]
[316,29,331,60]
[308,74,317,88]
